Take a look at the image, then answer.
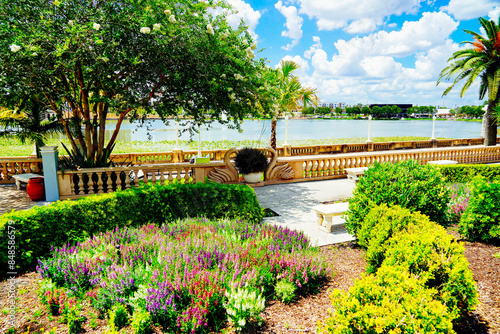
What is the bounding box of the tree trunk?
[484,102,498,146]
[271,118,277,151]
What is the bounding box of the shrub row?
[0,182,264,275]
[440,164,500,183]
[460,177,500,243]
[320,205,478,333]
[345,160,450,238]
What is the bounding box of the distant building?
[436,109,453,118]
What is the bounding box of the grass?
[1,136,444,157]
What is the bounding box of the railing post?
[431,139,438,148]
[173,149,183,163]
[40,146,60,202]
[282,144,292,157]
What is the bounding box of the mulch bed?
[1,238,499,334]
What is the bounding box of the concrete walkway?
[253,178,356,246]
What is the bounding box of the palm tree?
[0,99,63,157]
[268,60,318,150]
[438,16,500,146]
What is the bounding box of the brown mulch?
[1,239,499,334]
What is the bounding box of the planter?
[27,177,45,201]
[243,172,263,183]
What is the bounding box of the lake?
[103,118,483,142]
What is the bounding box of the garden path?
[254,178,356,246]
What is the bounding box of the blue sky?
[224,0,500,108]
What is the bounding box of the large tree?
[262,60,318,150]
[438,16,500,146]
[0,0,267,166]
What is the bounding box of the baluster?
[123,170,132,189]
[159,168,166,185]
[151,168,157,184]
[167,169,174,182]
[184,167,191,183]
[77,173,84,195]
[96,172,103,194]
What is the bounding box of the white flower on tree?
[168,15,176,23]
[153,23,161,31]
[68,20,74,26]
[251,41,257,50]
[53,0,61,6]
[245,47,254,59]
[9,44,21,52]
[164,9,171,15]
[140,27,151,34]
[93,23,101,30]
[206,24,214,35]
[234,73,244,80]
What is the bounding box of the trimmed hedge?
[440,164,500,183]
[345,160,450,238]
[459,176,500,243]
[320,204,478,333]
[0,183,264,276]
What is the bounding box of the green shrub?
[345,160,450,238]
[440,164,500,183]
[275,280,297,304]
[109,304,129,330]
[234,147,269,174]
[459,176,500,243]
[131,309,152,334]
[359,204,435,273]
[318,265,454,334]
[383,223,478,321]
[224,286,266,331]
[0,183,263,276]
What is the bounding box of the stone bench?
[428,160,458,165]
[344,167,368,182]
[12,173,44,190]
[312,202,349,233]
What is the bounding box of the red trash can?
[27,177,45,201]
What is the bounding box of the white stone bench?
[312,202,349,233]
[344,167,368,182]
[428,160,458,165]
[12,173,43,190]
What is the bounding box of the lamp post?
[431,115,437,140]
[284,115,289,145]
[197,123,201,157]
[174,120,180,150]
[366,115,373,143]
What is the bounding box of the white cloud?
[298,0,424,32]
[275,1,304,50]
[282,12,481,106]
[225,0,262,38]
[488,6,500,19]
[441,0,498,20]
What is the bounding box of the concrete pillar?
[282,144,292,157]
[173,149,183,163]
[40,146,59,202]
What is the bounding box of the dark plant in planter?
[234,147,269,174]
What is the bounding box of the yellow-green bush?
[440,164,500,183]
[318,265,454,334]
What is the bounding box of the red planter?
[27,177,45,201]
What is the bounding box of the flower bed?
[37,218,329,333]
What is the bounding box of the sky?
[223,0,500,108]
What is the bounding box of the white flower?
[153,23,161,31]
[245,47,254,59]
[242,39,248,46]
[229,93,236,100]
[169,15,176,23]
[140,27,151,34]
[9,44,21,53]
[227,87,232,91]
[101,56,109,62]
[68,20,74,26]
[164,9,171,15]
[206,24,214,36]
[53,0,61,6]
[221,73,226,78]
[251,41,257,50]
[32,52,37,56]
[238,319,246,327]
[193,13,199,17]
[234,73,244,80]
[93,23,101,30]
[220,31,229,38]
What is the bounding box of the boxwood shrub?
[345,160,450,238]
[0,182,264,276]
[319,265,454,334]
[459,176,500,244]
[440,164,500,183]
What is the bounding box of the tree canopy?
[438,16,500,146]
[0,0,268,165]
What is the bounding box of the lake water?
[104,118,483,142]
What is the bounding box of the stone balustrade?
[0,157,43,184]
